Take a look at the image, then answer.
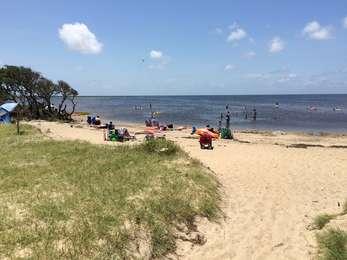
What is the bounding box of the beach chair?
[199,133,213,150]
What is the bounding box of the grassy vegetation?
[0,124,220,259]
[73,111,90,116]
[314,214,335,230]
[312,198,347,231]
[317,228,347,260]
[313,199,347,260]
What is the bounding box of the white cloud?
[245,51,256,59]
[277,73,297,83]
[245,70,298,83]
[228,22,239,30]
[58,23,103,54]
[227,28,247,42]
[150,50,163,59]
[148,50,170,69]
[224,64,235,71]
[342,16,347,29]
[269,37,285,53]
[215,28,223,34]
[302,21,333,40]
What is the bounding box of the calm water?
[66,95,347,133]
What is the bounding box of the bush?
[317,228,347,260]
[140,138,180,156]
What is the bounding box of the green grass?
[74,111,90,116]
[317,228,347,260]
[314,214,335,230]
[0,124,220,259]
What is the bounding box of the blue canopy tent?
[0,102,18,124]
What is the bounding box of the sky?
[0,0,347,95]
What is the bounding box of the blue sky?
[0,0,347,95]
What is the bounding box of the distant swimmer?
[252,108,257,121]
[333,107,342,111]
[244,106,248,120]
[275,102,279,109]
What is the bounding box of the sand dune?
[28,120,347,259]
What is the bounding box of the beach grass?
[317,228,347,260]
[314,214,335,230]
[0,124,220,259]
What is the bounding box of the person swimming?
[307,106,317,111]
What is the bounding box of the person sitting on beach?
[87,116,92,125]
[151,118,159,128]
[206,125,217,133]
[108,121,114,130]
[95,116,101,125]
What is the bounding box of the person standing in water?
[252,108,257,121]
[218,112,223,132]
[224,104,231,129]
[149,103,154,119]
[226,111,231,129]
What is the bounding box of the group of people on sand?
[87,115,101,126]
[86,115,133,142]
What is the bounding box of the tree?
[57,80,79,119]
[0,65,78,121]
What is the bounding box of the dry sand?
[27,120,347,259]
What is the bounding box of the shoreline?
[73,113,347,137]
[31,114,347,149]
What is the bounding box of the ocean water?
[68,95,347,133]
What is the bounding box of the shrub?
[317,228,347,260]
[140,138,179,156]
[314,214,334,230]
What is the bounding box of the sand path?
[28,121,347,259]
[171,136,347,260]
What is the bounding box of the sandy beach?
[27,119,347,259]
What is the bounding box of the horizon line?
[73,93,347,97]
